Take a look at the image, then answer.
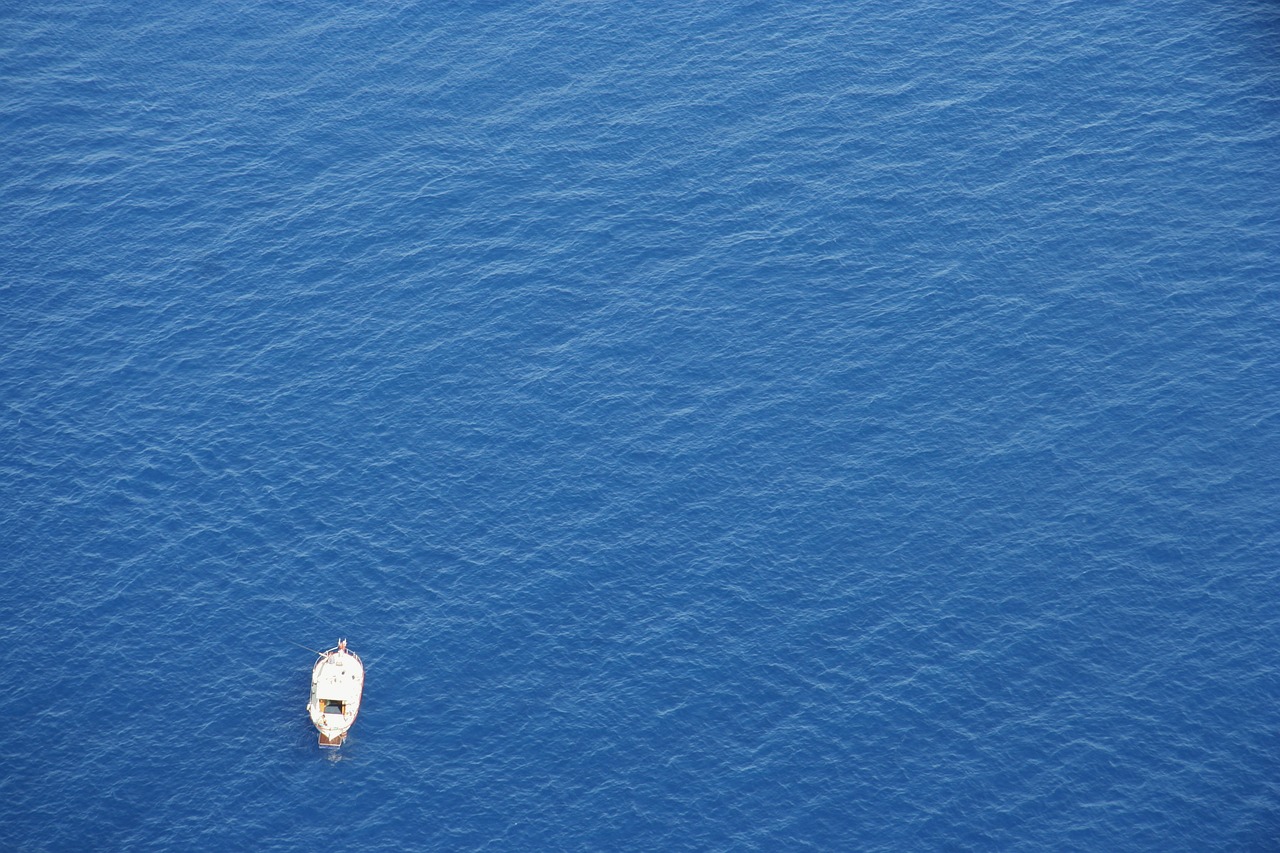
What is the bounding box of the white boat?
[307,639,364,748]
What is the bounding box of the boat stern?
[318,730,347,748]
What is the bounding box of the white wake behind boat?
[307,639,364,748]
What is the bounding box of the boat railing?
[318,647,363,665]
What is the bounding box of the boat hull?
[307,644,364,748]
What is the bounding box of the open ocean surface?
[3,1,1279,850]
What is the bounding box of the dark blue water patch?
[3,0,1280,850]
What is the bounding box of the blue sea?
[3,1,1279,850]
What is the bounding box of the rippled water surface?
[3,1,1279,850]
